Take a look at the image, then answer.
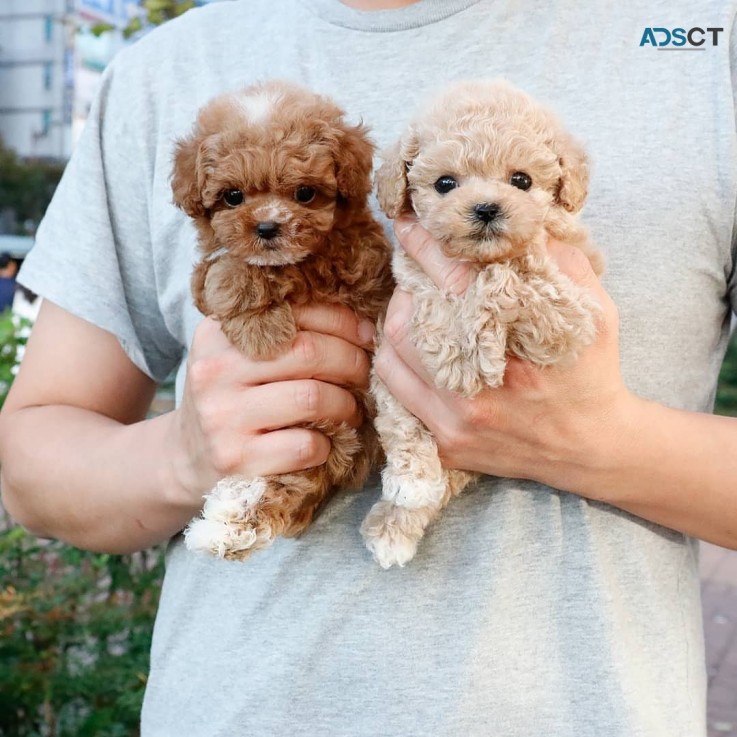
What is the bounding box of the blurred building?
[0,0,221,161]
[71,0,138,148]
[0,0,76,159]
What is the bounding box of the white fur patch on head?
[234,89,280,125]
[253,200,292,223]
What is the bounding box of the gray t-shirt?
[18,1,737,735]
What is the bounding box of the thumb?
[546,237,619,334]
[394,215,473,296]
[545,238,601,289]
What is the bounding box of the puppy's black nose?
[473,203,502,223]
[256,221,280,240]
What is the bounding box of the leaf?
[90,22,115,37]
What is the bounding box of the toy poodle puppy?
[361,80,604,568]
[171,80,393,560]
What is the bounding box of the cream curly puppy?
[361,80,604,568]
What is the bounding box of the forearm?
[0,405,199,554]
[573,395,737,549]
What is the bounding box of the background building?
[0,0,76,159]
[0,0,219,161]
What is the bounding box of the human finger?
[239,380,361,431]
[240,428,332,476]
[394,215,473,295]
[382,289,436,384]
[546,238,619,334]
[189,316,236,360]
[292,303,376,348]
[203,331,370,389]
[546,239,607,296]
[374,338,444,423]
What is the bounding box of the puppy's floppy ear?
[550,130,589,214]
[375,129,418,219]
[333,121,375,201]
[171,132,223,218]
[171,133,206,218]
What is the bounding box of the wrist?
[156,409,210,516]
[547,387,650,503]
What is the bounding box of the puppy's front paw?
[223,308,297,360]
[544,290,601,364]
[433,358,485,397]
[360,501,423,568]
[474,321,508,389]
[510,282,602,367]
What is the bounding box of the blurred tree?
[0,523,164,737]
[716,332,737,417]
[0,139,64,235]
[92,0,198,38]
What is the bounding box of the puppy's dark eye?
[295,186,316,204]
[509,172,532,191]
[223,189,244,207]
[434,176,458,195]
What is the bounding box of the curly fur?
[172,81,393,560]
[361,80,604,568]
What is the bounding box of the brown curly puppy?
[171,81,393,560]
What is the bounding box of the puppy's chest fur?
[199,230,389,321]
[393,241,600,398]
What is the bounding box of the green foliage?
[715,331,737,416]
[0,310,31,410]
[0,140,64,236]
[0,521,164,737]
[91,0,199,38]
[0,309,165,736]
[136,0,198,27]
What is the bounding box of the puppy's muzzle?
[256,221,280,240]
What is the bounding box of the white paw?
[207,476,267,516]
[184,476,271,559]
[364,525,419,569]
[184,516,264,558]
[360,499,432,569]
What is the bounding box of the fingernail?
[358,320,376,345]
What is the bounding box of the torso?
[93,2,737,734]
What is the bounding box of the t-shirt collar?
[299,0,484,32]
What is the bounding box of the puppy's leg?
[184,475,273,559]
[185,422,361,561]
[184,469,332,561]
[228,466,334,556]
[471,318,508,390]
[508,265,600,367]
[411,293,485,397]
[221,304,298,360]
[465,263,525,389]
[338,389,382,491]
[361,373,476,568]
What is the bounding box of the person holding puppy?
[1,0,736,735]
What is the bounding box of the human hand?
[167,305,375,507]
[374,216,634,497]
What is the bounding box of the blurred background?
[0,2,736,735]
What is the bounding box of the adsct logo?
[640,27,724,49]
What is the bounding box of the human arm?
[375,217,737,549]
[0,300,373,554]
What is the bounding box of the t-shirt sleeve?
[17,53,183,383]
